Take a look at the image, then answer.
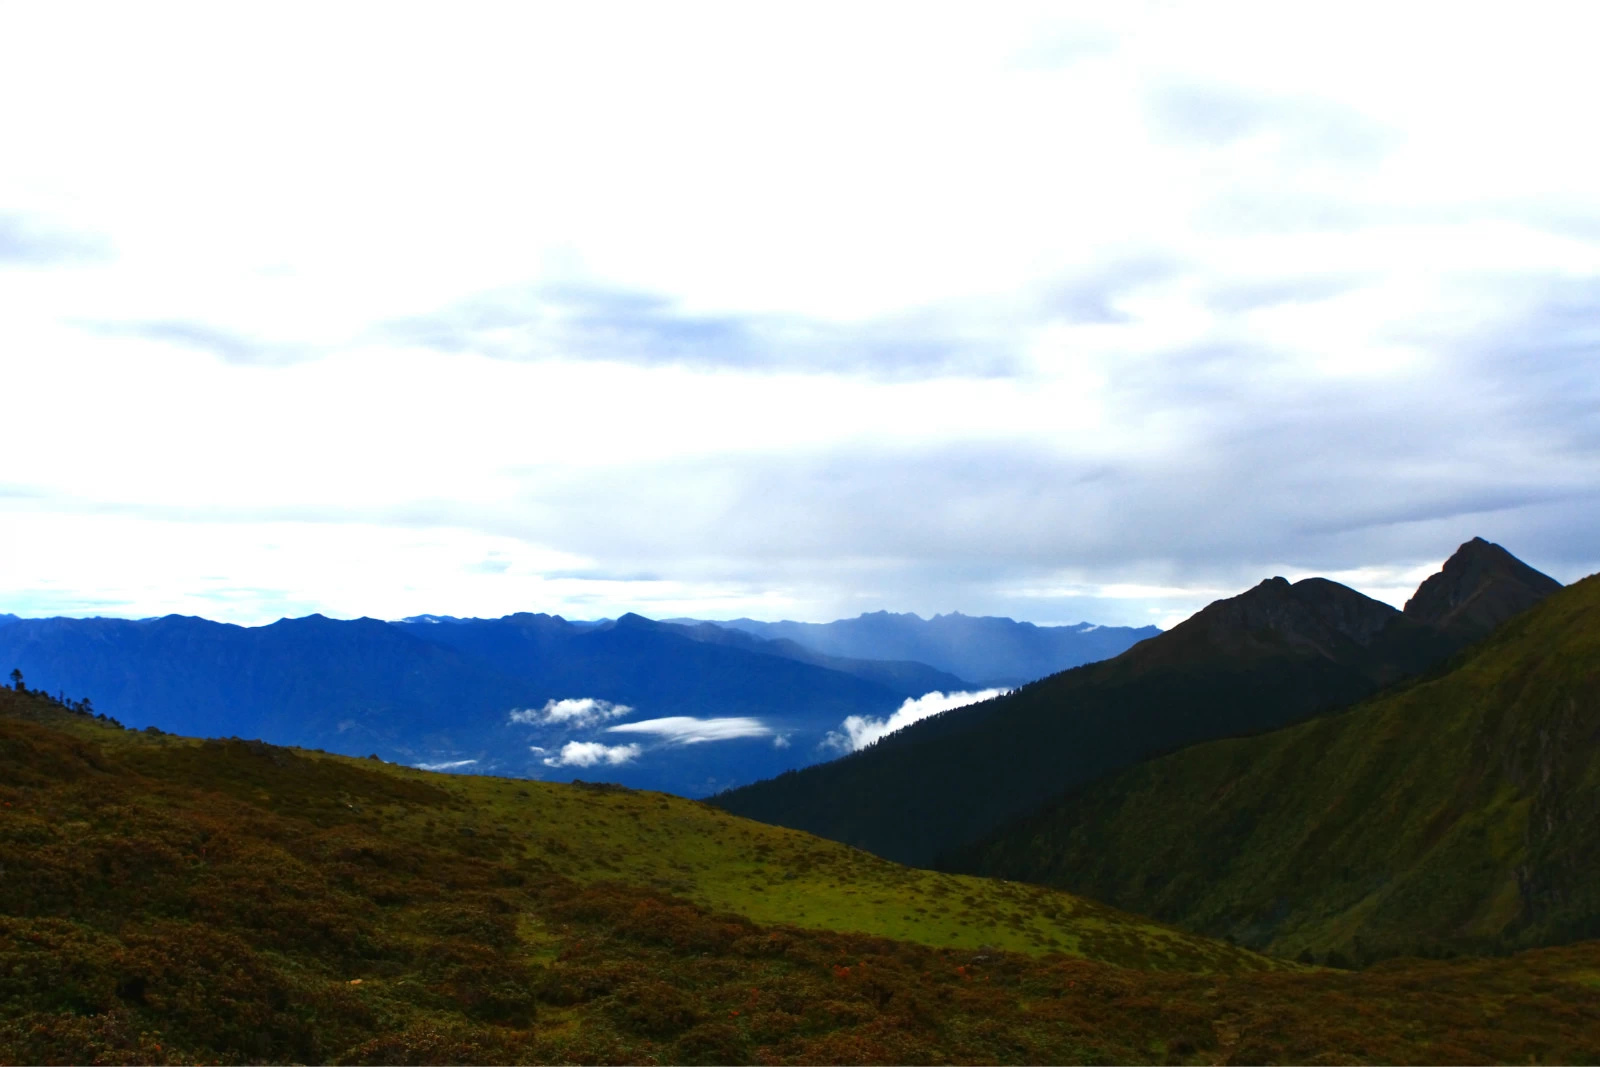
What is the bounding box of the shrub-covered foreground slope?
[951,572,1600,965]
[7,691,1600,1063]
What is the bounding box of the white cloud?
[509,697,633,729]
[541,741,642,768]
[413,758,478,772]
[824,689,1010,753]
[772,734,791,749]
[605,716,771,745]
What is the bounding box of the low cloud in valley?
[509,698,633,729]
[606,717,773,745]
[825,689,1010,753]
[540,741,643,768]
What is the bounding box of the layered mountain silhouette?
[0,596,1160,799]
[599,616,969,695]
[687,612,1161,687]
[713,539,1563,867]
[0,610,971,795]
[949,565,1599,963]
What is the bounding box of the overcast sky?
[2,2,1597,630]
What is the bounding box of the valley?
[0,610,1150,797]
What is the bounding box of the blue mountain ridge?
[0,608,1154,796]
[681,611,1162,687]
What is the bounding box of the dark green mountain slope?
[950,570,1600,963]
[714,540,1560,868]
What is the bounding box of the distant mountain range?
[713,539,1564,867]
[948,557,1595,964]
[0,605,1151,797]
[677,612,1162,687]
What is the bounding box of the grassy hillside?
[950,572,1600,965]
[5,690,1600,1064]
[8,704,1265,970]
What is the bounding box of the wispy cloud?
[1146,82,1398,162]
[606,716,771,745]
[541,741,642,768]
[414,758,478,772]
[376,261,1182,381]
[0,213,111,267]
[75,319,311,365]
[509,697,633,729]
[379,282,1028,380]
[824,689,1009,753]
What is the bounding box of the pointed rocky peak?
[1403,537,1562,637]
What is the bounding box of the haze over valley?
[0,607,1155,794]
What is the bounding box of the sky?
[2,2,1597,632]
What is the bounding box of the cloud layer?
[0,7,1596,629]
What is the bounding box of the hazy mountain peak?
[706,611,1159,687]
[1402,537,1563,637]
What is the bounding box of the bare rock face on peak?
[1404,537,1563,638]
